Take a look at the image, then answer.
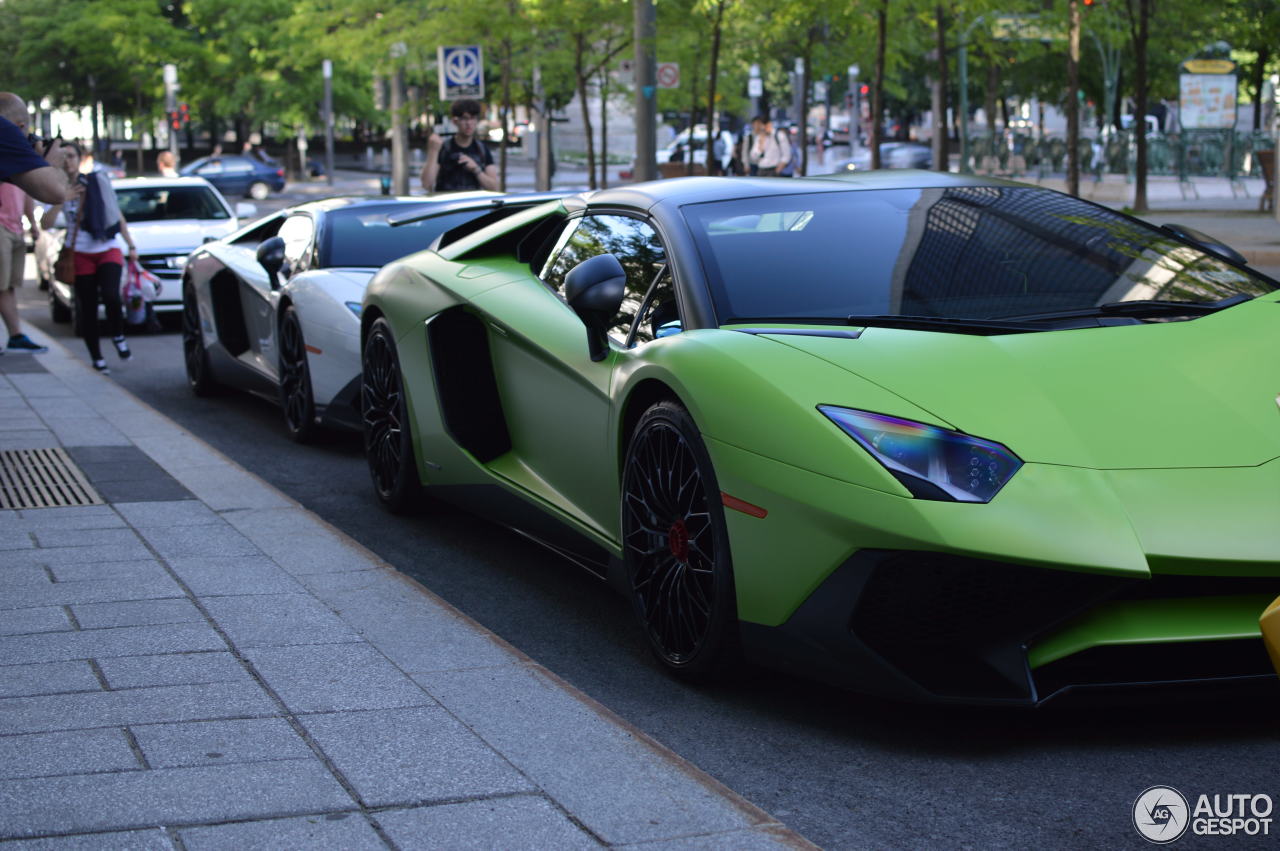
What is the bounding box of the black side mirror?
[256,236,286,290]
[564,253,627,362]
[1160,223,1248,266]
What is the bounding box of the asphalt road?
[17,242,1280,850]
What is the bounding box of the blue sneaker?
[6,334,48,354]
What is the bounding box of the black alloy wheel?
[361,318,422,512]
[181,279,219,396]
[621,400,738,679]
[278,306,317,442]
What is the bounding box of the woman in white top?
[41,143,138,373]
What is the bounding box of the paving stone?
[0,760,353,838]
[0,728,140,780]
[0,606,72,636]
[6,542,156,567]
[131,434,226,471]
[377,795,599,850]
[131,717,313,768]
[113,501,220,528]
[201,594,358,649]
[0,681,277,736]
[71,599,204,630]
[6,375,73,397]
[99,411,183,440]
[0,431,58,449]
[415,664,766,845]
[45,559,170,584]
[0,660,101,698]
[45,418,130,447]
[0,531,35,550]
[96,652,251,690]
[305,573,517,674]
[164,557,304,596]
[1,575,185,609]
[168,467,292,512]
[301,707,534,807]
[0,621,225,666]
[45,560,171,584]
[178,812,383,851]
[243,644,434,714]
[31,528,143,550]
[222,508,373,575]
[9,505,124,530]
[137,524,263,561]
[0,827,176,849]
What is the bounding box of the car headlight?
[345,301,363,318]
[818,406,1022,503]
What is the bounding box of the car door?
[238,212,315,379]
[471,212,670,541]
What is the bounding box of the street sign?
[438,45,484,100]
[748,77,763,98]
[991,15,1063,42]
[656,62,680,89]
[618,59,635,85]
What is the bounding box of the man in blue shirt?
[0,93,72,205]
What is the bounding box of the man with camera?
[420,99,498,194]
[0,93,69,354]
[0,93,73,206]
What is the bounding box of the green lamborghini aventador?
[360,172,1280,704]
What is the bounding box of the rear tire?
[248,181,270,201]
[278,306,317,443]
[182,279,221,396]
[621,400,739,680]
[361,318,422,512]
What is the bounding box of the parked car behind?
[179,154,285,200]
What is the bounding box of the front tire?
[621,400,738,680]
[248,181,270,201]
[361,318,422,512]
[278,306,317,443]
[182,279,220,396]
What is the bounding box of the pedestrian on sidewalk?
[747,116,791,178]
[156,150,178,178]
[0,177,46,354]
[0,92,74,206]
[420,99,498,194]
[40,142,138,374]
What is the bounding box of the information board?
[1179,72,1237,130]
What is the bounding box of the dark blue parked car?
[180,154,285,200]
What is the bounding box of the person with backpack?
[747,116,793,177]
[420,99,498,194]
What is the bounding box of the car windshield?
[683,186,1278,325]
[322,205,491,267]
[116,186,230,221]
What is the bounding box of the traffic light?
[860,84,869,96]
[179,103,190,125]
[169,110,180,131]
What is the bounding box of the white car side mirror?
[235,202,258,218]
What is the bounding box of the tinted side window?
[539,215,667,344]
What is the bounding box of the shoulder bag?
[54,196,84,285]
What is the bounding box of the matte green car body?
[362,175,1280,704]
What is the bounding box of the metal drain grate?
[0,448,105,510]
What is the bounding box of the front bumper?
[709,439,1280,704]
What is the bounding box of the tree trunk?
[1131,0,1150,212]
[686,54,701,176]
[704,0,725,174]
[499,33,513,192]
[575,34,597,190]
[1066,0,1080,196]
[799,41,812,176]
[599,70,609,188]
[931,4,948,171]
[1251,46,1270,131]
[871,0,887,169]
[984,61,997,146]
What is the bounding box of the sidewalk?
[0,332,806,847]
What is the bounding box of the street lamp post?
[633,0,657,183]
[956,15,985,175]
